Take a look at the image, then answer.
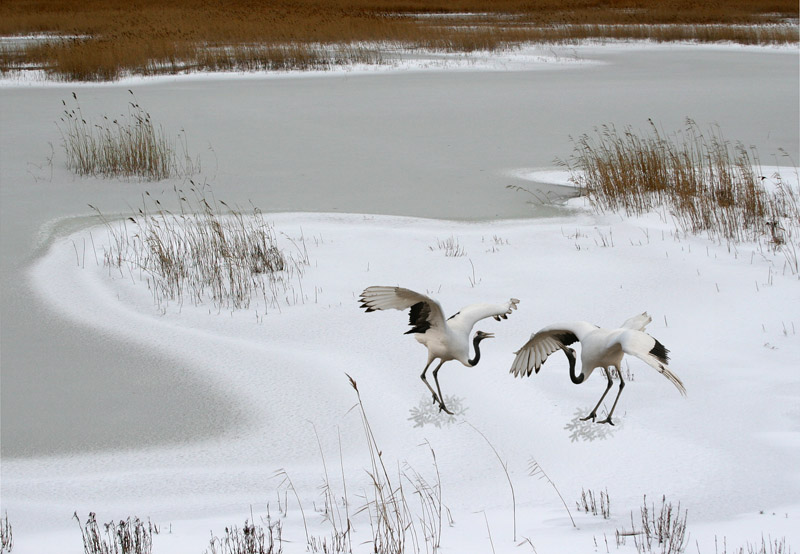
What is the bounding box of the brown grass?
[1,0,797,81]
[94,183,310,314]
[559,119,800,273]
[58,91,197,180]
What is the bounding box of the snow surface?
[7,195,800,553]
[1,41,799,554]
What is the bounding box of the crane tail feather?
[659,365,686,396]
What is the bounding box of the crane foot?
[597,417,615,426]
[580,412,597,422]
[438,403,454,415]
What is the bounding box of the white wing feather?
[359,286,446,330]
[619,312,652,331]
[447,298,520,333]
[510,322,594,378]
[617,330,686,395]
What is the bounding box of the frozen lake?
[2,44,798,456]
[1,43,799,554]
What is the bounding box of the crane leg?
[420,359,441,405]
[598,366,625,425]
[432,360,454,415]
[581,368,614,422]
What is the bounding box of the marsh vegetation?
[1,0,797,81]
[75,512,158,554]
[560,120,800,273]
[91,184,309,314]
[58,91,198,180]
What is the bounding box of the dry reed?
[577,487,611,519]
[347,373,447,554]
[528,457,576,529]
[74,512,158,554]
[712,535,792,554]
[431,236,467,257]
[205,512,283,554]
[615,495,688,554]
[1,0,796,81]
[0,512,11,554]
[59,91,197,180]
[92,183,309,314]
[561,119,800,259]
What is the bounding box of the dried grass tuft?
[0,512,11,554]
[560,119,800,273]
[58,91,198,180]
[92,184,308,314]
[615,495,688,554]
[74,512,158,554]
[205,512,282,554]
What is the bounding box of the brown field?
[1,0,798,81]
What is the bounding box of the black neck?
[468,335,484,366]
[564,346,584,384]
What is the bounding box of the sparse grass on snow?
[0,512,11,554]
[91,183,308,314]
[75,512,158,554]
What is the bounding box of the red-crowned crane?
[360,286,520,414]
[510,312,685,425]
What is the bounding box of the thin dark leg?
[420,359,440,404]
[599,366,625,425]
[581,368,614,422]
[432,360,454,415]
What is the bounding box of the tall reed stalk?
[346,374,445,554]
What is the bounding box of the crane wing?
[447,298,520,333]
[359,286,446,334]
[619,311,652,331]
[616,330,686,395]
[510,322,593,378]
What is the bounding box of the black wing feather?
[649,339,670,364]
[404,301,433,335]
[554,331,579,346]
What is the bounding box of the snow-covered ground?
[1,42,799,553]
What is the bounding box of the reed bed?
[0,512,11,554]
[614,495,688,554]
[577,487,611,519]
[74,512,158,554]
[205,514,282,554]
[1,0,796,81]
[58,91,197,180]
[561,120,800,259]
[93,184,309,314]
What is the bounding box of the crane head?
[474,330,495,342]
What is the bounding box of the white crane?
[359,286,520,414]
[510,312,685,425]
